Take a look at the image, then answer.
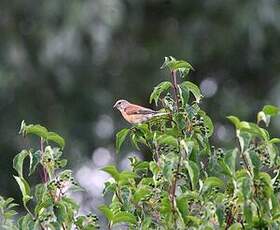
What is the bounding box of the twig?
[40,138,48,183]
[171,70,180,112]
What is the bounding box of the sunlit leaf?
[23,124,48,139]
[13,150,29,177]
[160,56,194,76]
[98,205,113,221]
[133,186,151,203]
[228,223,242,230]
[13,176,32,206]
[227,116,241,129]
[262,105,280,116]
[47,132,65,149]
[176,195,189,224]
[102,165,120,182]
[112,211,137,225]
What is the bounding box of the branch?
[171,70,180,112]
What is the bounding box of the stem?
[24,203,35,220]
[171,154,181,209]
[236,136,253,177]
[115,189,124,205]
[169,70,182,223]
[171,70,180,112]
[40,138,48,183]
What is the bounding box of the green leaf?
[259,172,273,198]
[29,150,41,176]
[98,205,113,221]
[17,214,37,230]
[180,81,202,103]
[269,138,280,144]
[241,177,251,199]
[102,165,120,182]
[262,105,280,116]
[13,176,32,206]
[24,124,49,139]
[178,85,189,107]
[203,177,224,191]
[158,134,178,146]
[149,81,172,106]
[218,160,233,177]
[224,148,237,173]
[185,160,200,190]
[149,161,160,176]
[227,116,241,129]
[244,202,253,225]
[162,160,173,182]
[13,150,29,177]
[133,186,151,203]
[160,192,172,215]
[116,128,130,153]
[118,171,136,185]
[176,195,189,224]
[228,223,242,230]
[34,184,46,203]
[160,56,194,75]
[112,211,137,225]
[47,132,65,149]
[201,114,214,137]
[216,205,224,227]
[54,202,67,224]
[249,150,261,172]
[240,122,269,140]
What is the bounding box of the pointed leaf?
[99,205,113,221]
[112,211,137,225]
[102,165,120,182]
[24,124,48,139]
[181,81,202,103]
[14,176,32,206]
[116,128,130,153]
[262,105,280,116]
[13,150,29,177]
[47,132,65,149]
[149,81,172,106]
[29,150,41,176]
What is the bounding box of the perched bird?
[113,99,167,124]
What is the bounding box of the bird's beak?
[113,102,118,108]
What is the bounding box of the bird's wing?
[124,105,156,115]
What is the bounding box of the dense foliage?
[1,57,280,229]
[100,57,280,229]
[1,122,99,229]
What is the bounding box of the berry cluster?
[158,143,179,155]
[191,116,209,136]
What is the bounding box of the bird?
[113,99,167,124]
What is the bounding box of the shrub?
[100,57,280,229]
[0,57,280,229]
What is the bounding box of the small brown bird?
[113,99,167,124]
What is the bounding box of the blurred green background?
[1,0,280,217]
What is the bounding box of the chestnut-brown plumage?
[113,99,166,124]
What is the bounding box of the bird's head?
[113,99,129,111]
